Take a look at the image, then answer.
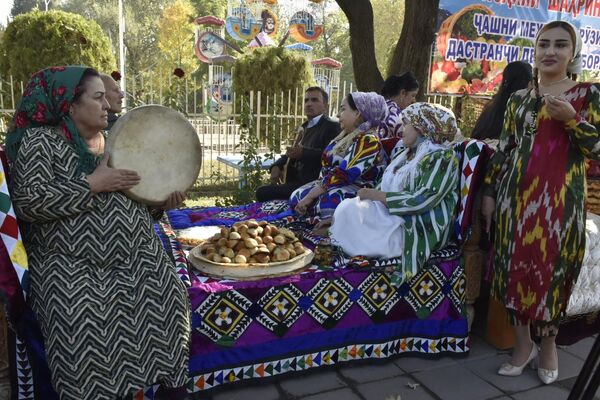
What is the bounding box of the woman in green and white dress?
[330,103,459,282]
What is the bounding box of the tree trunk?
[335,0,383,92]
[387,0,439,100]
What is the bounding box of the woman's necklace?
[539,76,569,87]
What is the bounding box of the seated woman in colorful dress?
[330,103,459,282]
[290,92,387,220]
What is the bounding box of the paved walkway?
[192,334,598,400]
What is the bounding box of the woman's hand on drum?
[87,153,141,194]
[358,188,387,204]
[481,195,496,234]
[161,191,186,210]
[543,94,576,122]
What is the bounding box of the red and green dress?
[484,83,600,333]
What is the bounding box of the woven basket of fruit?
[188,219,314,280]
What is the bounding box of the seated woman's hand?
[358,188,387,204]
[87,153,141,194]
[161,191,186,210]
[294,197,313,215]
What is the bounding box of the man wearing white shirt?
[256,87,340,202]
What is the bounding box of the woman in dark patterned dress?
[481,22,600,384]
[6,66,190,399]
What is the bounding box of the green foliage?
[157,0,197,75]
[458,95,488,137]
[189,0,227,19]
[59,0,173,77]
[11,0,42,17]
[233,47,313,96]
[372,0,404,78]
[0,10,116,81]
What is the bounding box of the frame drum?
[105,105,202,205]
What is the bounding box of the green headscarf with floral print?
[6,66,98,174]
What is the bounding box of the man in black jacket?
[256,87,340,202]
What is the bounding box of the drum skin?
[105,105,202,205]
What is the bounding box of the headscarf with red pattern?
[6,66,98,174]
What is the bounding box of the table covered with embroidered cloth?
[154,201,469,394]
[6,139,495,398]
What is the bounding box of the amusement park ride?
[194,0,341,120]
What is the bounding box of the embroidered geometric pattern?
[15,337,34,400]
[453,140,485,242]
[357,273,400,319]
[258,200,290,214]
[189,335,469,393]
[215,211,248,220]
[305,278,355,328]
[256,285,304,336]
[196,291,253,342]
[0,155,29,294]
[405,265,447,314]
[132,384,160,400]
[449,263,467,311]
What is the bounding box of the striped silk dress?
[11,127,191,400]
[485,83,600,330]
[330,140,459,280]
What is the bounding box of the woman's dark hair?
[72,68,100,103]
[471,61,532,140]
[380,71,419,99]
[347,93,357,111]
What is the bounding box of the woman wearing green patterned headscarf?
[7,66,191,399]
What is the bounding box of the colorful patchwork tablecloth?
[159,203,469,394]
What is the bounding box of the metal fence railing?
[0,73,484,187]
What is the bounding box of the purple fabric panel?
[188,259,463,355]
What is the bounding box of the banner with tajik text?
[430,0,600,95]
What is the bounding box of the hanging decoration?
[194,16,227,63]
[226,6,262,42]
[285,43,313,53]
[288,10,323,43]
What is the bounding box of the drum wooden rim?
[105,105,202,205]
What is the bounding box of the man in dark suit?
[256,86,340,202]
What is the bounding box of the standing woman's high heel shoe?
[497,343,538,376]
[538,348,559,384]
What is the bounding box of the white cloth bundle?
[566,212,600,316]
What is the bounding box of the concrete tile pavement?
[194,334,598,400]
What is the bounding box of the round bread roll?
[234,255,247,263]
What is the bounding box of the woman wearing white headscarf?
[330,103,459,284]
[481,21,600,384]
